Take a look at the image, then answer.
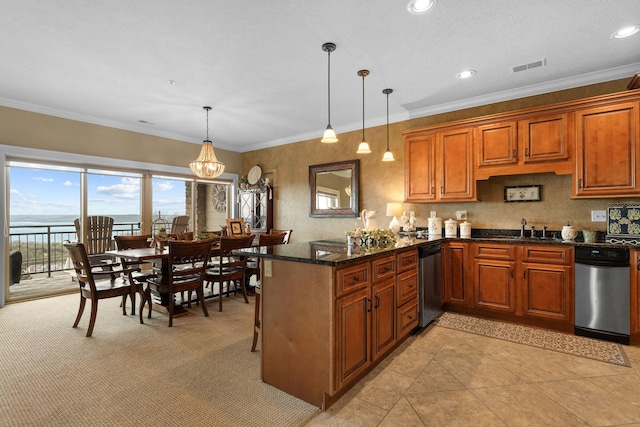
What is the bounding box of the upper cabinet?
[404,132,436,201]
[403,127,475,203]
[474,112,573,180]
[573,101,640,198]
[403,90,640,202]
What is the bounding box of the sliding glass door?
[8,162,81,299]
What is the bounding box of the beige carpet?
[437,312,631,367]
[0,293,320,426]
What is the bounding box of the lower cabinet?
[336,287,370,390]
[466,242,574,328]
[442,242,471,307]
[335,249,418,392]
[474,259,516,312]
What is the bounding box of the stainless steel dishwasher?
[574,245,630,344]
[418,243,442,328]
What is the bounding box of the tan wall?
[0,107,241,174]
[241,78,639,242]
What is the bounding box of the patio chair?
[73,216,118,269]
[171,215,190,235]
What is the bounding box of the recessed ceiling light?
[612,25,640,39]
[456,70,476,79]
[167,79,176,85]
[407,0,436,15]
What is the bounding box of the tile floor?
[305,324,640,426]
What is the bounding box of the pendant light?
[321,42,338,143]
[356,69,371,154]
[381,88,395,162]
[189,106,225,179]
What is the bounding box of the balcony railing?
[9,222,141,278]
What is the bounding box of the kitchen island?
[243,238,420,410]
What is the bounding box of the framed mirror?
[309,159,360,218]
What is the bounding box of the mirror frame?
[309,159,360,218]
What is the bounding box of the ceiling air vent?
[512,58,546,73]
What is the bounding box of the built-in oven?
[574,245,630,344]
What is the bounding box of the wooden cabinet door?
[575,102,640,197]
[520,113,571,164]
[371,279,396,361]
[335,288,370,390]
[475,122,518,168]
[442,242,470,306]
[438,128,476,201]
[404,133,436,202]
[474,259,516,312]
[521,263,572,322]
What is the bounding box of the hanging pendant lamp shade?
[189,106,225,179]
[356,69,371,154]
[321,42,338,143]
[382,88,395,162]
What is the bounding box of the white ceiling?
[1,0,639,153]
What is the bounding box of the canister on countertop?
[428,216,442,236]
[459,221,472,238]
[444,218,457,238]
[561,222,577,241]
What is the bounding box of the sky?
[9,166,187,218]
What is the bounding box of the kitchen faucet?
[520,218,527,239]
[530,225,536,238]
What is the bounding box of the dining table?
[107,242,221,316]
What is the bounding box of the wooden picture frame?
[504,185,541,202]
[226,218,245,236]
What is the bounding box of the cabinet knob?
[524,148,529,157]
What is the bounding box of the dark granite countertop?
[235,237,431,267]
[235,228,637,267]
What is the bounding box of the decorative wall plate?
[248,165,262,185]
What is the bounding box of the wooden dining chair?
[145,239,214,327]
[64,242,142,337]
[205,235,254,312]
[114,234,156,318]
[248,232,287,352]
[269,229,293,244]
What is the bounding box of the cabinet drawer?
[397,300,418,338]
[397,271,418,307]
[397,249,418,273]
[336,263,370,297]
[473,243,516,260]
[372,255,396,283]
[521,245,572,265]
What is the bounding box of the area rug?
[436,312,631,367]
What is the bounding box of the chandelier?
[189,106,225,179]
